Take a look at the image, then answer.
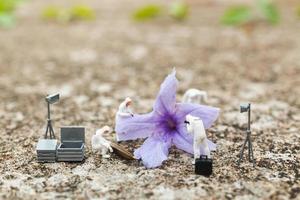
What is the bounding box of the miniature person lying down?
[182,88,207,104]
[92,126,113,158]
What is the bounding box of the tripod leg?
[249,139,255,166]
[52,125,55,139]
[49,127,53,139]
[45,123,49,139]
[248,139,251,162]
[50,124,55,139]
[238,137,248,165]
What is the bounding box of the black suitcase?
[195,155,213,176]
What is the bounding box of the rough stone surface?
[0,0,299,199]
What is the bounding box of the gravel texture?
[0,0,299,199]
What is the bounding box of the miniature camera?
[184,120,190,124]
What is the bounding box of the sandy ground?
[0,0,299,199]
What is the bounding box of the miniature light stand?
[44,93,59,139]
[238,103,255,166]
[36,93,60,163]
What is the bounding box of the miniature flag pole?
[44,93,59,139]
[238,103,255,166]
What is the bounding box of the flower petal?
[173,123,217,154]
[115,112,159,141]
[175,103,219,129]
[153,70,178,115]
[172,126,193,154]
[134,136,171,168]
[206,138,217,151]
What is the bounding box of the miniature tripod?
[238,103,255,166]
[44,93,59,139]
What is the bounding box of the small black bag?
[195,155,213,176]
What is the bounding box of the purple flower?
[115,70,219,168]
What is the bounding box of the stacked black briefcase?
[195,155,213,176]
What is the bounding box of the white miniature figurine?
[115,97,134,141]
[117,97,134,117]
[92,126,113,158]
[185,115,210,164]
[182,89,207,104]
